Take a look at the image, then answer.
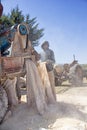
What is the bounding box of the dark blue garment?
[45,49,55,63]
[0,36,11,54]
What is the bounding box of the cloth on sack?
[38,62,56,103]
[25,59,47,115]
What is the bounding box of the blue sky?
[2,0,87,63]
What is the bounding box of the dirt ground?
[0,79,87,130]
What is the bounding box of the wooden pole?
[73,54,75,61]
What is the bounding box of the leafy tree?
[10,6,24,24]
[0,6,44,46]
[25,14,44,46]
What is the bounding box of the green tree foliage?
[0,6,44,46]
[25,14,44,46]
[10,6,24,24]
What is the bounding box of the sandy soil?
[0,81,87,130]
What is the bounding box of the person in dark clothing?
[40,41,55,71]
[40,41,56,100]
[41,41,55,63]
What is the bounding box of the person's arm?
[50,50,55,63]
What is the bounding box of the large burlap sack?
[26,59,47,115]
[4,78,18,107]
[38,62,56,103]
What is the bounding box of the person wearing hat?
[41,41,55,64]
[40,41,56,100]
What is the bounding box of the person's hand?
[36,54,41,61]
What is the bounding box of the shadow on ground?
[0,101,87,130]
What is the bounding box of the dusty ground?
[0,79,87,130]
